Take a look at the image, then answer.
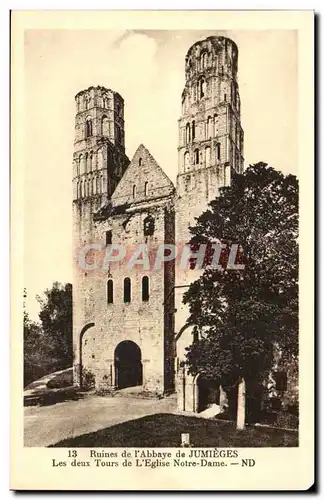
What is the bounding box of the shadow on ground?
[50,413,298,448]
[24,387,86,407]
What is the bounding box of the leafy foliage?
[24,283,73,387]
[184,163,298,396]
[36,282,73,368]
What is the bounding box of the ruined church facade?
[72,36,296,412]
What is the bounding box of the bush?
[82,368,95,391]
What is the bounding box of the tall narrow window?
[124,278,131,303]
[224,93,227,102]
[143,216,155,236]
[144,181,148,197]
[88,152,93,172]
[139,157,142,166]
[201,52,208,69]
[197,77,206,99]
[133,184,136,199]
[79,154,85,174]
[76,181,79,199]
[207,116,213,138]
[192,120,195,141]
[107,280,113,304]
[85,118,92,138]
[84,153,89,173]
[142,276,149,302]
[102,116,109,136]
[194,149,199,165]
[184,151,189,170]
[106,230,112,245]
[205,147,211,167]
[186,123,190,144]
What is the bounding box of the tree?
[36,282,73,371]
[23,289,44,386]
[184,163,298,426]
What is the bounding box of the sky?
[24,28,298,318]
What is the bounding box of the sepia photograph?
[11,10,314,491]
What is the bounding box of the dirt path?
[24,393,177,447]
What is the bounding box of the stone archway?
[78,322,95,388]
[114,340,143,390]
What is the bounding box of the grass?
[50,413,298,448]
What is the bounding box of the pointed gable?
[111,144,174,207]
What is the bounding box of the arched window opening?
[79,154,85,175]
[80,181,84,198]
[197,77,206,99]
[133,184,136,199]
[88,179,91,197]
[76,181,79,199]
[139,157,142,166]
[96,176,100,194]
[224,93,227,102]
[124,277,131,303]
[205,147,211,167]
[102,115,109,136]
[88,152,93,172]
[107,280,114,304]
[84,153,89,173]
[201,52,208,69]
[142,276,149,302]
[192,120,195,141]
[144,181,148,197]
[143,215,155,237]
[103,97,108,108]
[85,118,93,138]
[186,123,190,144]
[184,151,190,170]
[92,177,96,195]
[194,149,199,165]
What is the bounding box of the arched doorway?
[114,341,143,389]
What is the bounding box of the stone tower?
[72,86,129,385]
[175,37,244,409]
[176,36,244,245]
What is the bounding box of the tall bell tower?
[72,86,129,385]
[176,36,244,244]
[175,36,244,361]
